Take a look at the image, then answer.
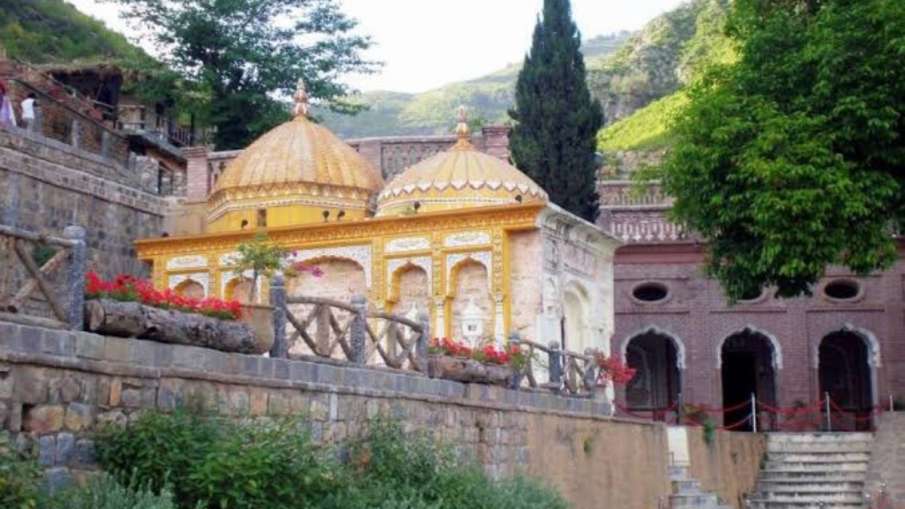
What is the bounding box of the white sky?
[68,0,687,93]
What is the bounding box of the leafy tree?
[234,233,321,302]
[652,0,905,299]
[108,0,377,149]
[509,0,604,222]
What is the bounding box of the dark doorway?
[819,331,874,430]
[624,332,680,420]
[720,331,777,431]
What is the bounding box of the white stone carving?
[385,237,431,253]
[446,251,492,293]
[168,272,210,296]
[219,251,241,267]
[444,231,491,248]
[461,297,485,345]
[166,255,208,270]
[387,256,432,294]
[288,244,372,288]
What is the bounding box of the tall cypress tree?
[509,0,603,222]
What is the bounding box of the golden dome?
[208,80,384,230]
[376,107,547,216]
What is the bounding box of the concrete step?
[672,479,702,493]
[754,491,864,503]
[759,471,867,482]
[766,433,873,444]
[766,441,873,454]
[757,481,865,493]
[748,501,864,509]
[670,492,718,508]
[766,452,871,463]
[763,461,868,472]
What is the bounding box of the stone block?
[96,409,127,427]
[103,337,130,363]
[249,389,268,416]
[157,380,182,410]
[290,362,315,382]
[14,368,48,404]
[64,403,94,431]
[42,332,75,356]
[0,322,21,349]
[73,439,95,466]
[268,393,290,416]
[108,379,122,406]
[24,405,64,434]
[128,339,157,366]
[56,432,75,464]
[310,398,328,421]
[19,326,43,353]
[258,357,275,378]
[228,390,250,415]
[241,356,260,377]
[38,435,56,466]
[273,359,290,379]
[0,364,12,399]
[49,376,82,403]
[74,333,105,360]
[45,467,73,494]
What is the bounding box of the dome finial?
[454,105,472,149]
[292,78,310,118]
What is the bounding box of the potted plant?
[427,338,517,386]
[232,233,322,351]
[84,273,260,353]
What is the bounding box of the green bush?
[0,434,42,509]
[96,411,569,509]
[44,475,176,509]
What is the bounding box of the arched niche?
[718,327,780,431]
[623,330,682,411]
[287,256,367,303]
[817,325,880,421]
[561,282,591,353]
[224,276,254,304]
[388,262,431,318]
[448,258,492,343]
[174,279,205,300]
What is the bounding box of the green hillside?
[0,0,147,64]
[596,0,734,153]
[320,32,631,138]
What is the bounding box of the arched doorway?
[819,331,875,430]
[224,276,254,304]
[720,329,778,431]
[624,331,681,420]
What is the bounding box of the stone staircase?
[669,465,732,509]
[749,433,873,509]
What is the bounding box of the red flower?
[84,273,242,320]
[594,352,637,385]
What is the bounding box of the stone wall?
[686,427,766,508]
[0,322,765,509]
[866,412,905,504]
[0,126,167,276]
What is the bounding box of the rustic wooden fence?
[0,224,86,330]
[269,274,600,397]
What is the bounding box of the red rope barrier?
[719,414,752,431]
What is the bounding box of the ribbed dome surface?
[211,117,383,198]
[376,139,547,216]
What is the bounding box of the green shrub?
[96,410,337,509]
[0,434,42,509]
[44,474,177,509]
[96,411,568,509]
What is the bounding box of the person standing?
[20,93,36,130]
[0,81,17,128]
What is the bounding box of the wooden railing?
[268,275,430,370]
[0,224,86,330]
[510,337,600,397]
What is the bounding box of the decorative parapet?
[598,180,672,208]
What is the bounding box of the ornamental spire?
[292,78,310,118]
[453,105,473,149]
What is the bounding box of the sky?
[68,0,687,94]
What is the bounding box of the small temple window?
[240,219,249,230]
[632,282,669,303]
[824,279,861,301]
[256,209,267,227]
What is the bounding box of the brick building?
[599,156,904,430]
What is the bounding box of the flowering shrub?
[593,351,637,385]
[86,272,242,320]
[428,338,526,368]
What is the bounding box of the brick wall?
[866,412,905,504]
[0,127,166,276]
[0,322,766,509]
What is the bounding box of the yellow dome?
[376,108,546,217]
[207,80,384,231]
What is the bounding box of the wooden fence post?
[417,311,431,371]
[350,295,367,364]
[548,341,563,388]
[269,273,287,358]
[63,225,86,330]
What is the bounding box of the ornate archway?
[622,328,683,414]
[718,327,780,431]
[818,327,878,430]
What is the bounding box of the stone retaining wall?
[866,412,905,504]
[0,127,166,276]
[0,321,764,509]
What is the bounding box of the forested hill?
[0,0,147,65]
[318,32,632,139]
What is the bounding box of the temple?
[135,82,620,352]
